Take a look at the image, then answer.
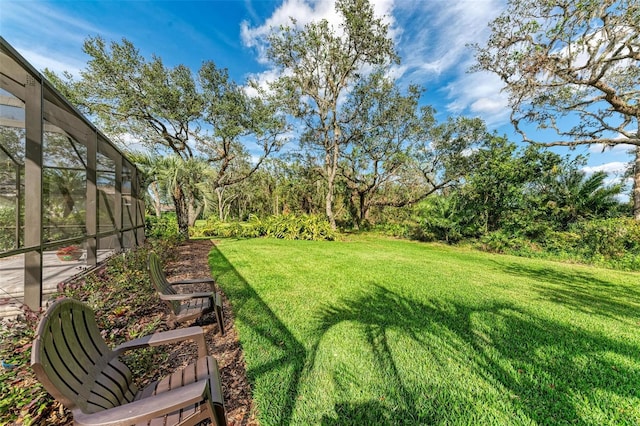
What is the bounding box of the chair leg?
[215,292,224,336]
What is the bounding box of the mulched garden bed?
[165,239,257,426]
[1,239,257,425]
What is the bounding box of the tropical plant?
[191,214,337,241]
[145,213,179,240]
[544,168,625,228]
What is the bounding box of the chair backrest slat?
[148,252,182,314]
[95,360,138,405]
[87,382,120,412]
[39,320,83,404]
[58,310,91,377]
[149,253,175,293]
[31,299,137,415]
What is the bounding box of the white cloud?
[582,161,628,175]
[394,0,503,80]
[443,70,510,124]
[470,97,506,115]
[588,143,636,154]
[389,0,511,125]
[16,48,84,77]
[244,68,284,97]
[241,0,397,66]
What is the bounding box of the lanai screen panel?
[42,121,87,242]
[0,38,146,315]
[122,162,133,230]
[0,88,25,254]
[97,148,116,233]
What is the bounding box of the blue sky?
[0,0,633,193]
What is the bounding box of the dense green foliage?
[191,213,337,241]
[366,137,635,270]
[145,213,180,240]
[211,235,640,425]
[0,206,15,251]
[475,217,640,270]
[187,134,631,272]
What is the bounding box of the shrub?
[561,218,640,270]
[474,218,640,271]
[477,231,540,256]
[370,221,415,239]
[568,218,640,258]
[191,214,337,241]
[0,206,17,251]
[145,213,180,240]
[262,214,336,240]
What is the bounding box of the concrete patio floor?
[0,250,115,319]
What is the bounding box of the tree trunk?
[61,188,74,217]
[347,189,360,230]
[172,186,190,240]
[274,193,279,216]
[325,130,340,230]
[216,187,224,221]
[150,182,162,217]
[188,200,202,227]
[325,179,336,229]
[634,144,640,221]
[325,148,337,229]
[359,192,369,227]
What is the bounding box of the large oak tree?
[264,0,398,229]
[473,0,640,218]
[339,70,487,228]
[46,37,288,238]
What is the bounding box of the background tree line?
[43,0,638,268]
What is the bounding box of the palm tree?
[156,156,214,237]
[550,169,624,227]
[130,153,214,239]
[127,152,165,218]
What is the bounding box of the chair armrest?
[73,380,209,426]
[158,292,214,301]
[171,277,215,285]
[113,326,207,358]
[171,277,216,291]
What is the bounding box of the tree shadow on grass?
[209,246,307,425]
[316,285,640,425]
[209,241,640,425]
[494,261,640,322]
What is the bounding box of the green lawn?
[208,234,640,425]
